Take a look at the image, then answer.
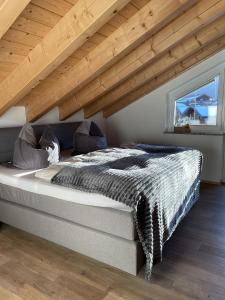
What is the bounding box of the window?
[174,78,219,126]
[167,67,225,133]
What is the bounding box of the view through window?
[174,76,219,126]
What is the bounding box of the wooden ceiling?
[0,0,225,121]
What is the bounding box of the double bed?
[0,123,202,278]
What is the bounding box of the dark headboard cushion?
[0,122,81,163]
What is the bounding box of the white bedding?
[0,163,130,211]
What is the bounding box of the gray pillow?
[74,134,107,154]
[39,126,60,164]
[13,124,49,170]
[76,121,90,135]
[18,123,37,146]
[73,121,107,154]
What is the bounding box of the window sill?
[164,131,224,136]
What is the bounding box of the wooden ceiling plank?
[0,2,68,85]
[31,0,73,17]
[84,14,225,118]
[131,0,149,10]
[0,40,31,56]
[97,23,118,37]
[103,34,225,118]
[108,13,127,28]
[0,51,25,64]
[118,2,138,19]
[11,17,52,38]
[61,0,225,119]
[0,0,31,39]
[108,0,151,30]
[2,29,42,47]
[21,3,61,27]
[0,61,17,72]
[25,0,195,122]
[0,0,129,117]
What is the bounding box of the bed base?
[0,198,145,275]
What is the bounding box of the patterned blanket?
[51,145,202,279]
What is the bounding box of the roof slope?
[0,0,224,120]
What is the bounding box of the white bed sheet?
[0,165,130,211]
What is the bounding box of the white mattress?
[0,164,130,211]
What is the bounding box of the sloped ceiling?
[0,0,225,121]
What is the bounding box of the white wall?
[107,49,225,183]
[0,106,106,133]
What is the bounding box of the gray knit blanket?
[51,145,202,279]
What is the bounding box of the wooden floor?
[0,184,225,300]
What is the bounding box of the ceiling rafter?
[83,14,225,118]
[60,0,225,120]
[0,0,129,116]
[1,0,225,122]
[24,0,195,122]
[0,0,31,39]
[103,34,225,118]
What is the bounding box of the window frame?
[166,64,225,134]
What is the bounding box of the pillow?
[13,124,49,170]
[76,121,103,136]
[76,121,90,135]
[74,135,107,154]
[39,126,60,164]
[18,123,37,146]
[73,121,107,154]
[90,121,104,137]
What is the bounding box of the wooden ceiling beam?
[0,0,31,39]
[60,0,225,119]
[103,34,225,118]
[0,0,129,116]
[84,14,225,118]
[24,0,195,122]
